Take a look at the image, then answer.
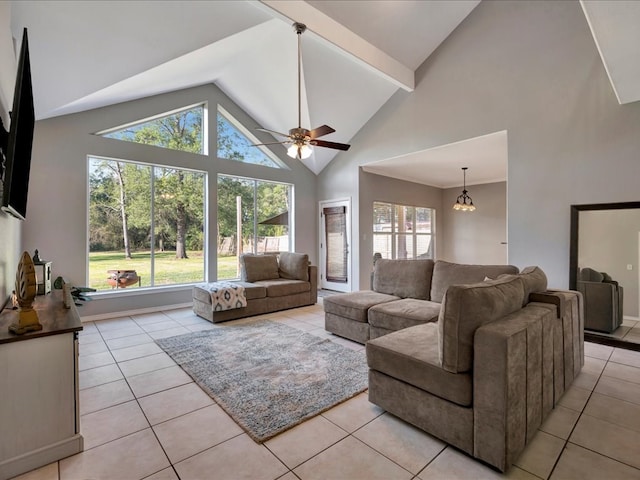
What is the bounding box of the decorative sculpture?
[9,251,43,334]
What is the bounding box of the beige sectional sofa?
[324,259,584,472]
[193,252,317,323]
[324,259,519,343]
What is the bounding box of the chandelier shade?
[453,167,476,212]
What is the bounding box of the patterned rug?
[155,320,368,442]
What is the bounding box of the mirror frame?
[570,201,640,351]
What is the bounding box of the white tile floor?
[12,299,640,480]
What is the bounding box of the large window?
[88,157,206,291]
[373,202,434,260]
[98,104,206,155]
[217,174,292,279]
[217,106,287,169]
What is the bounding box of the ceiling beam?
[258,0,414,92]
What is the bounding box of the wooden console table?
[0,291,83,479]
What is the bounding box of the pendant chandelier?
[453,167,476,212]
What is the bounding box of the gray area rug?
[155,320,368,442]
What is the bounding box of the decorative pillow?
[373,259,434,300]
[240,254,279,282]
[278,252,309,281]
[438,275,525,373]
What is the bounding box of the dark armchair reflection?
[577,267,624,333]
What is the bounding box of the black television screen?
[1,28,34,221]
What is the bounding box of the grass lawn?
[89,251,239,290]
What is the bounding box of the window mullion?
[150,166,155,286]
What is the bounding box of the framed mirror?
[570,201,640,351]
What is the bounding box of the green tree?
[104,106,204,259]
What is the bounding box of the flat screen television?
[0,28,34,221]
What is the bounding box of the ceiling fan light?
[299,144,313,159]
[287,143,313,159]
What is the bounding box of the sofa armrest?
[529,292,564,318]
[308,265,318,304]
[473,304,555,471]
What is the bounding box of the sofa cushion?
[278,252,309,281]
[367,323,472,407]
[193,282,266,305]
[323,291,400,323]
[373,259,434,300]
[254,278,310,297]
[430,260,519,304]
[439,275,525,373]
[368,299,441,332]
[579,267,604,282]
[517,266,548,305]
[240,254,279,282]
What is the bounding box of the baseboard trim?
[80,302,192,322]
[584,332,640,352]
[0,434,83,480]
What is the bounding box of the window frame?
[372,201,435,260]
[216,173,294,280]
[87,154,208,291]
[216,105,289,169]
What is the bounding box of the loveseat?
[193,252,317,323]
[323,259,519,343]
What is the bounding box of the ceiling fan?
[253,22,351,160]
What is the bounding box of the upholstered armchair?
[577,267,623,333]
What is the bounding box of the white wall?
[578,209,640,318]
[0,2,21,306]
[440,182,507,265]
[23,84,318,317]
[319,0,640,290]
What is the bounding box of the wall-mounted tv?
[0,28,35,221]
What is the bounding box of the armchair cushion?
[439,275,525,373]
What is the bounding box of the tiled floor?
[587,317,640,345]
[13,299,640,480]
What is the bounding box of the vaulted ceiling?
[8,0,640,185]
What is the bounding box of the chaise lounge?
[193,252,317,323]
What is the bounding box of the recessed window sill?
[84,283,196,300]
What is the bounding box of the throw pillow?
[240,254,280,282]
[278,252,309,281]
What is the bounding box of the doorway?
[319,198,351,292]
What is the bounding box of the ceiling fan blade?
[252,141,289,147]
[313,139,351,151]
[256,127,291,138]
[308,125,336,139]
